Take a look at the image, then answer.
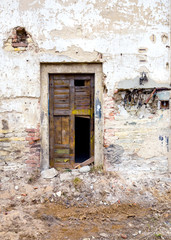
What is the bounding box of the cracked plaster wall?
[0,0,170,174]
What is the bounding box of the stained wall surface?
[0,0,170,176]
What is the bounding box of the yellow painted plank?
[54,149,70,154]
[72,109,91,115]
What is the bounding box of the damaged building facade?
[0,0,171,178]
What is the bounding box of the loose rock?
[56,191,62,197]
[121,234,127,239]
[41,168,58,179]
[79,166,90,173]
[99,232,109,238]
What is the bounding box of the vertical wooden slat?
[90,75,94,157]
[70,78,75,166]
[49,75,54,167]
[62,116,70,144]
[54,117,62,144]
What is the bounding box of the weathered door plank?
[49,74,94,168]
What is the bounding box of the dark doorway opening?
[75,116,90,163]
[74,80,85,86]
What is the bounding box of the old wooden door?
[49,74,94,168]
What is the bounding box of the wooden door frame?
[40,63,103,170]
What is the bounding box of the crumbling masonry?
[0,0,171,178]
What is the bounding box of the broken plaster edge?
[117,77,171,90]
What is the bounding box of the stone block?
[41,168,58,179]
[79,166,91,173]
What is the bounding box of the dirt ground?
[35,201,171,240]
[0,165,170,240]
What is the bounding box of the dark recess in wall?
[75,116,90,163]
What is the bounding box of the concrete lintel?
[117,77,171,90]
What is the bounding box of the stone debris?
[79,166,91,173]
[14,186,19,190]
[60,172,73,181]
[0,166,170,207]
[41,168,58,179]
[56,191,62,197]
[121,234,127,239]
[0,167,170,240]
[99,233,109,238]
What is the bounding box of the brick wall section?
[103,94,116,168]
[25,124,40,168]
[12,27,28,48]
[103,91,169,174]
[103,94,118,148]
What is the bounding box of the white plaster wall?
[0,0,169,89]
[0,0,170,171]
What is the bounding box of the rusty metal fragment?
[144,88,157,104]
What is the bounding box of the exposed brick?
[30,144,40,148]
[25,126,41,169]
[28,133,35,137]
[109,112,114,116]
[12,42,28,48]
[29,153,37,157]
[25,137,33,141]
[35,132,40,137]
[30,155,39,160]
[25,160,37,164]
[27,163,40,168]
[32,137,40,141]
[25,129,37,133]
[12,38,18,43]
[104,143,109,148]
[34,152,40,156]
[30,148,36,153]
